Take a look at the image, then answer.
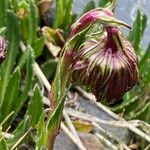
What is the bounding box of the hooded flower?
[68,10,138,104]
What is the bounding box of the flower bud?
[0,36,7,63]
[70,26,138,105]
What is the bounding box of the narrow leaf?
[0,139,9,150]
[0,0,7,27]
[19,46,34,106]
[27,0,38,45]
[27,85,43,127]
[41,59,57,80]
[15,47,34,116]
[54,0,73,29]
[36,114,45,149]
[128,9,147,55]
[0,68,21,127]
[7,116,30,148]
[1,10,21,100]
[99,0,109,7]
[80,0,95,16]
[32,36,45,57]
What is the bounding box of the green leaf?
[20,46,34,101]
[127,102,150,123]
[1,10,21,100]
[81,0,95,15]
[16,46,34,115]
[7,116,30,148]
[54,0,63,28]
[139,43,150,71]
[54,0,73,29]
[36,114,45,149]
[0,0,7,27]
[41,59,57,80]
[0,27,6,35]
[27,0,38,45]
[32,36,45,57]
[52,24,92,105]
[0,139,9,150]
[111,96,139,112]
[47,85,71,131]
[47,92,65,131]
[27,85,43,127]
[12,0,19,12]
[63,0,73,29]
[99,0,109,7]
[0,68,21,127]
[139,44,150,87]
[18,48,29,70]
[128,9,147,55]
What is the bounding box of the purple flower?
[70,26,138,105]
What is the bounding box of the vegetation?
[0,0,149,149]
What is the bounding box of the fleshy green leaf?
[127,103,150,123]
[32,36,45,57]
[7,116,30,148]
[0,0,7,27]
[139,44,150,87]
[0,139,9,150]
[0,27,6,35]
[36,114,45,149]
[99,0,110,7]
[41,59,57,80]
[1,10,21,100]
[18,48,29,70]
[111,96,139,112]
[0,68,21,128]
[27,85,43,127]
[54,0,73,29]
[16,46,34,115]
[27,0,38,45]
[139,44,150,72]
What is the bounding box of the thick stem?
[46,54,71,149]
[46,124,60,150]
[46,19,94,149]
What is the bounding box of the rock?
[79,133,108,150]
[54,131,108,150]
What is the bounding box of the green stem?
[45,23,92,149]
[46,55,71,149]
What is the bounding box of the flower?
[70,25,138,105]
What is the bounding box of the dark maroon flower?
[0,36,7,63]
[70,26,138,105]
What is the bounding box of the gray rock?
[79,97,131,143]
[54,132,108,150]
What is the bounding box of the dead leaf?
[42,26,65,57]
[45,41,61,57]
[72,120,93,133]
[38,0,53,21]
